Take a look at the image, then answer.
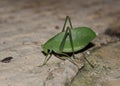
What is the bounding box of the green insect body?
[42,27,96,53]
[41,16,96,66]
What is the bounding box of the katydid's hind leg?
[62,16,73,32]
[59,27,69,52]
[62,16,68,32]
[83,53,94,68]
[67,27,75,59]
[59,27,79,67]
[60,27,75,59]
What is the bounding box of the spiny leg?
[62,16,73,32]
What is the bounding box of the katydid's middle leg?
[56,52,80,68]
[82,53,94,68]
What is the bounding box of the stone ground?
[0,0,120,86]
[70,42,120,86]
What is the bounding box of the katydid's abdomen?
[42,27,96,53]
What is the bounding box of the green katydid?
[41,16,96,67]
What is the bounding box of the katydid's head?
[41,44,52,55]
[41,45,48,54]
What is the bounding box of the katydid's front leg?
[42,50,52,66]
[62,16,73,32]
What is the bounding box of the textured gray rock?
[71,42,120,86]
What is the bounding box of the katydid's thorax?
[42,27,96,54]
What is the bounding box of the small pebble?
[0,57,13,63]
[55,25,60,29]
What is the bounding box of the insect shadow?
[42,42,95,60]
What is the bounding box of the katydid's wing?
[42,27,96,53]
[62,27,96,52]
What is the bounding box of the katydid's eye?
[48,49,50,53]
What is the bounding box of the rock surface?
[71,42,120,86]
[0,0,120,86]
